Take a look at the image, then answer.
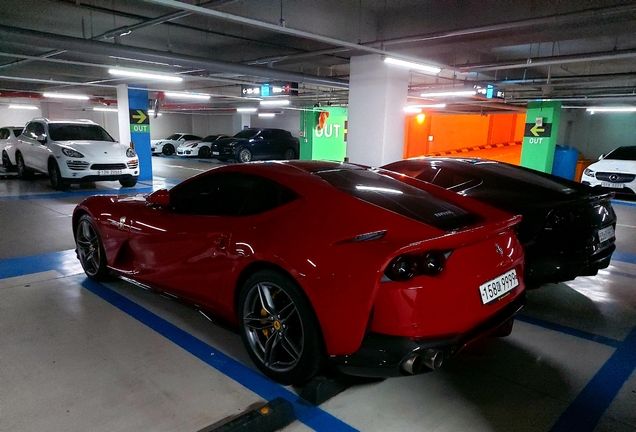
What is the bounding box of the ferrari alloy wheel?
[238,148,252,163]
[75,215,110,280]
[15,152,32,179]
[162,144,175,156]
[284,148,296,160]
[48,159,68,190]
[198,146,211,158]
[239,270,324,385]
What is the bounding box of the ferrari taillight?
[384,250,448,282]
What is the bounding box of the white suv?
[581,146,636,196]
[14,118,139,190]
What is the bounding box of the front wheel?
[283,148,296,160]
[119,177,138,187]
[48,159,69,190]
[162,144,175,156]
[75,214,110,280]
[238,148,252,163]
[238,270,325,385]
[198,146,211,158]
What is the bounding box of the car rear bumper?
[329,292,525,378]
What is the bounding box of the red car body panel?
[73,161,525,357]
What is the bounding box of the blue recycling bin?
[552,145,579,180]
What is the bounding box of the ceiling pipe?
[140,0,445,71]
[0,25,348,89]
[457,48,636,72]
[243,3,636,65]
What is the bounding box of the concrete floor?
[1,157,635,432]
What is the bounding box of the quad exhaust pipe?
[401,349,444,374]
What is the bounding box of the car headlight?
[583,168,595,178]
[126,148,136,157]
[227,141,238,147]
[62,148,84,158]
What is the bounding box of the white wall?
[192,114,235,137]
[149,113,193,140]
[251,111,301,136]
[0,105,42,127]
[557,109,636,159]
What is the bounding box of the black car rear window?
[316,169,481,231]
[470,161,578,194]
[234,129,258,139]
[605,146,636,161]
[11,128,23,137]
[48,124,115,142]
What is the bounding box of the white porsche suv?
[14,118,139,190]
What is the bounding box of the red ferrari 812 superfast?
[73,161,526,385]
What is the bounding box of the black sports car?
[210,128,299,163]
[382,157,617,285]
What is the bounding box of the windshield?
[605,146,636,161]
[48,124,115,142]
[316,168,482,231]
[202,135,221,142]
[11,128,23,137]
[234,129,259,139]
[165,134,182,140]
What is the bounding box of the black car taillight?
[384,250,448,282]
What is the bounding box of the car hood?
[214,137,246,147]
[58,140,127,158]
[588,158,636,173]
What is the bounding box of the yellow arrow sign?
[530,124,545,137]
[132,110,147,124]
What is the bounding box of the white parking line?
[617,224,636,229]
[163,165,206,172]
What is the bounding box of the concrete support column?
[232,113,251,132]
[346,54,409,166]
[117,84,152,181]
[40,102,65,120]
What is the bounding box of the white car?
[151,133,201,156]
[581,145,636,195]
[1,125,24,170]
[176,134,229,157]
[14,118,139,190]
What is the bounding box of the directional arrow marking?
[132,110,147,124]
[530,124,545,136]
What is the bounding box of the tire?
[15,152,33,179]
[284,148,296,160]
[238,147,252,163]
[75,214,110,281]
[162,144,175,156]
[119,177,138,187]
[48,159,69,190]
[2,151,13,171]
[238,269,325,385]
[198,146,211,158]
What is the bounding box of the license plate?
[212,151,219,155]
[479,269,519,305]
[98,170,122,175]
[598,226,615,243]
[601,182,624,188]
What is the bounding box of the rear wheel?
[48,159,69,190]
[75,214,110,280]
[238,269,325,385]
[198,146,211,158]
[284,148,296,160]
[238,148,252,163]
[119,177,138,187]
[16,152,33,179]
[162,144,175,156]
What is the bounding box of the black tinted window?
[316,169,481,231]
[241,178,297,216]
[24,122,45,139]
[11,128,23,137]
[202,135,223,142]
[0,129,7,139]
[606,146,636,161]
[170,172,253,216]
[184,135,201,141]
[48,124,114,142]
[432,168,481,191]
[234,129,258,139]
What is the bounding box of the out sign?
[315,124,341,138]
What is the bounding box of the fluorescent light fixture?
[108,68,183,82]
[93,107,118,112]
[164,91,210,100]
[404,106,423,114]
[259,99,290,106]
[149,110,163,117]
[384,57,441,74]
[9,104,39,110]
[236,107,258,113]
[42,92,89,100]
[586,106,636,113]
[410,103,447,109]
[420,90,476,97]
[258,113,276,117]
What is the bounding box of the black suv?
[211,128,299,162]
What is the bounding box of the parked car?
[176,134,229,158]
[211,128,299,162]
[382,157,617,285]
[73,160,525,385]
[581,145,636,196]
[1,125,24,170]
[151,133,202,156]
[14,118,138,189]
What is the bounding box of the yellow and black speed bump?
[200,398,295,432]
[427,140,522,157]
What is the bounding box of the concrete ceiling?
[1,0,635,115]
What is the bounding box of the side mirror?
[36,134,47,144]
[146,189,170,206]
[598,154,605,161]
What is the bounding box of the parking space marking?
[612,251,636,264]
[613,200,636,207]
[516,315,622,348]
